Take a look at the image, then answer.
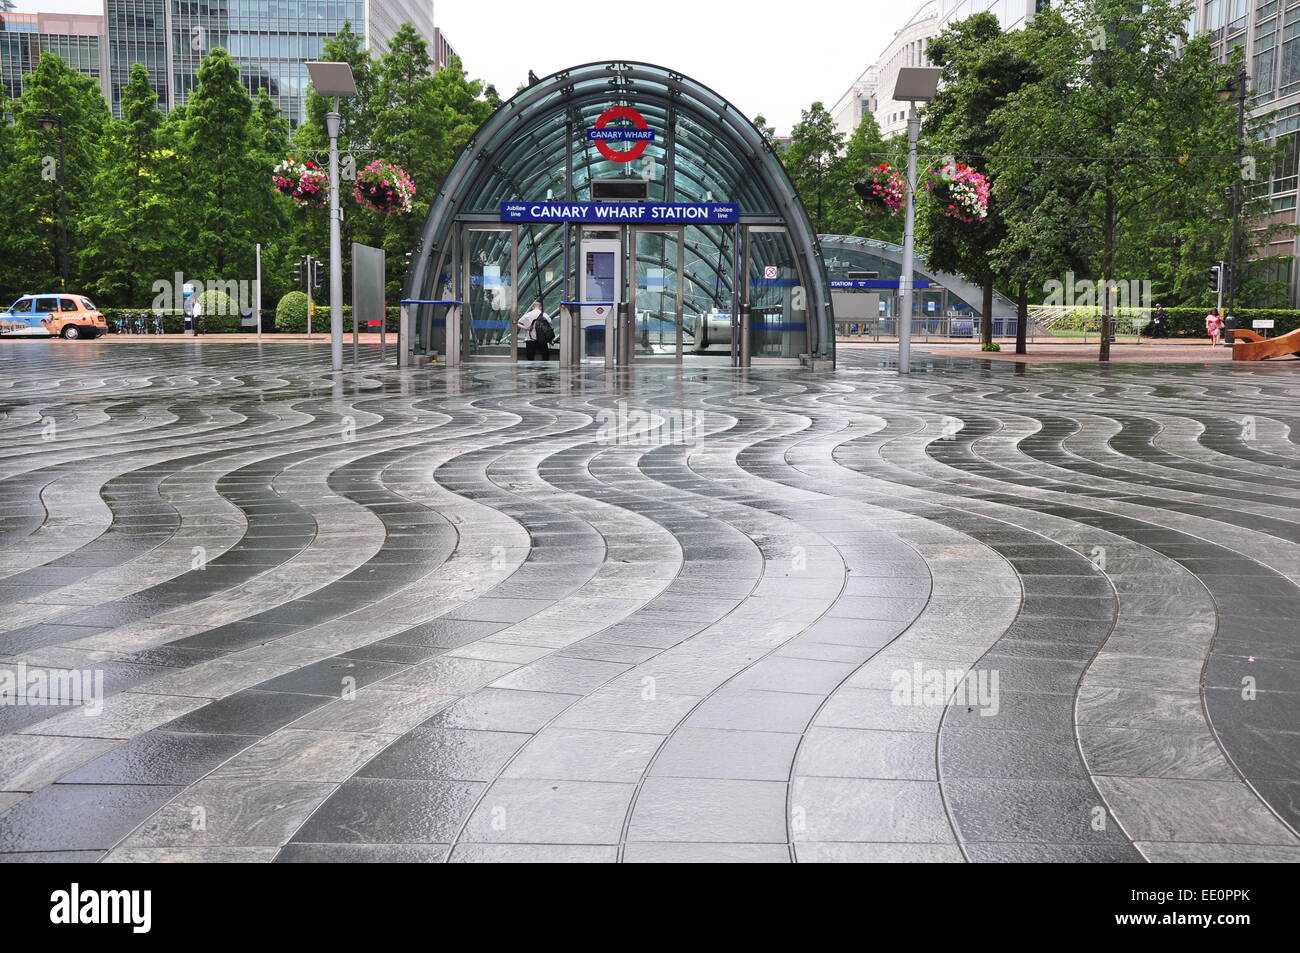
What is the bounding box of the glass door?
[465,227,516,362]
[630,226,683,363]
[744,226,808,363]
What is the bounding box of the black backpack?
[533,314,555,346]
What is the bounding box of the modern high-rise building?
[103,0,455,125]
[1,9,109,101]
[365,0,428,57]
[1190,0,1299,302]
[430,25,455,69]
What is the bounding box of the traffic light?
[294,259,306,288]
[1209,264,1222,293]
[311,259,323,289]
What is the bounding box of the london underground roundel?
[591,106,653,163]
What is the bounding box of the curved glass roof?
[406,61,833,361]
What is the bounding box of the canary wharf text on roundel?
[499,202,741,223]
[588,105,655,162]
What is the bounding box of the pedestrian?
[1205,308,1224,346]
[1150,303,1168,339]
[517,300,553,360]
[192,295,204,335]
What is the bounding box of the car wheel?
[61,325,82,340]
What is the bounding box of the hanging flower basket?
[855,163,906,215]
[923,162,990,223]
[273,158,329,208]
[354,160,416,215]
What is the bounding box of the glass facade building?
[365,0,431,58]
[104,1,445,126]
[404,62,834,369]
[1,11,107,101]
[1193,0,1300,304]
[106,0,362,123]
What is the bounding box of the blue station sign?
[587,127,656,142]
[500,201,740,224]
[831,279,931,290]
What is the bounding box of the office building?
[104,0,454,125]
[1,9,108,101]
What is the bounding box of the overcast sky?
[13,0,915,132]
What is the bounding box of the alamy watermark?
[1042,272,1153,312]
[595,401,706,448]
[891,662,1000,717]
[151,273,256,316]
[0,663,104,716]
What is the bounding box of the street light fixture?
[891,66,941,375]
[306,61,358,373]
[37,112,69,289]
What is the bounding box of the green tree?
[752,113,777,149]
[828,113,906,242]
[289,23,382,306]
[370,34,494,296]
[180,48,265,277]
[921,11,1039,348]
[5,53,108,292]
[989,0,1252,360]
[78,64,180,304]
[781,102,845,232]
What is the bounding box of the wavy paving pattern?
[0,342,1297,863]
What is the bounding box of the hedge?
[1042,307,1300,338]
[95,302,400,334]
[1160,308,1300,337]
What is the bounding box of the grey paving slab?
[501,728,663,783]
[290,777,484,845]
[624,842,790,863]
[0,783,184,852]
[460,779,635,845]
[795,842,964,863]
[117,779,335,849]
[790,777,954,843]
[627,778,789,844]
[358,728,530,782]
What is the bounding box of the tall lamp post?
[306,61,358,374]
[889,68,942,375]
[38,113,69,289]
[1219,68,1248,348]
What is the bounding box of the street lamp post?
[38,113,69,289]
[1219,69,1248,348]
[306,61,358,374]
[889,68,941,375]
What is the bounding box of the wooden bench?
[1232,328,1300,361]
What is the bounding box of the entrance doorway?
[630,226,683,363]
[435,221,808,367]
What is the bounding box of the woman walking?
[1205,308,1224,346]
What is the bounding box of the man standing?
[517,300,553,360]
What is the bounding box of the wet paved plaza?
[0,341,1297,863]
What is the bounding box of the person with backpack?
[517,300,554,360]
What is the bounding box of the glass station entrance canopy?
[402,61,834,368]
